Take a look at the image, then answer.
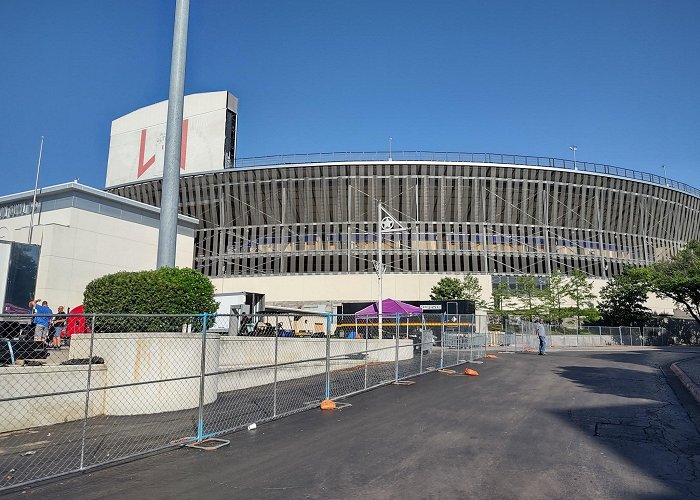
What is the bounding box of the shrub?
[83,268,218,332]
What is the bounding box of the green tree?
[568,270,599,333]
[598,269,651,326]
[462,274,487,309]
[510,275,544,321]
[540,270,571,325]
[637,240,700,325]
[430,277,465,300]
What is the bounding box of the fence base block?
[185,438,230,451]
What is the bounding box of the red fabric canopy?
[355,298,423,316]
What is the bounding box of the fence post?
[440,313,445,369]
[273,315,279,417]
[469,316,474,361]
[364,317,368,389]
[619,327,623,345]
[456,314,461,362]
[325,314,331,400]
[419,314,424,374]
[195,313,208,443]
[394,313,400,382]
[79,315,96,470]
[599,326,602,346]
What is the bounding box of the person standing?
[33,299,51,344]
[52,306,67,349]
[536,319,547,355]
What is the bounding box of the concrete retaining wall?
[217,337,413,392]
[2,335,414,431]
[0,364,107,433]
[69,332,220,415]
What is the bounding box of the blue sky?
[1,0,699,195]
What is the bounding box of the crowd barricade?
[0,311,489,491]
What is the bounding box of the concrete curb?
[671,361,700,404]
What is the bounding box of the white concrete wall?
[0,364,107,433]
[2,206,194,308]
[217,337,413,392]
[69,332,219,415]
[210,273,676,315]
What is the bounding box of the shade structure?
[355,298,423,317]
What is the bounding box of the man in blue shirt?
[33,299,52,344]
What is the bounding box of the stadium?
[105,92,700,309]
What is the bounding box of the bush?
[83,268,218,332]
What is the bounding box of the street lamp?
[662,164,669,187]
[569,145,577,170]
[375,202,406,338]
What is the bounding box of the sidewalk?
[671,356,700,403]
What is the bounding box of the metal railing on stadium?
[230,151,699,198]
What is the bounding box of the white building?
[0,182,197,309]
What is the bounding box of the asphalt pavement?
[4,348,700,499]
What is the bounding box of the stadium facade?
[104,93,700,310]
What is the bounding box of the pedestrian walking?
[33,299,52,344]
[52,306,67,349]
[536,319,547,355]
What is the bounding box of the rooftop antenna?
[28,136,44,244]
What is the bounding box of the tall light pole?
[157,0,190,268]
[28,136,44,244]
[569,145,577,170]
[375,203,406,339]
[662,164,668,187]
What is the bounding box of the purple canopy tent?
[353,298,422,340]
[355,298,422,317]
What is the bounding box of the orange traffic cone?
[464,368,479,376]
[485,354,497,359]
[320,399,336,410]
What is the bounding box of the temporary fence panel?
[0,310,495,491]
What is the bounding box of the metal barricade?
[0,311,489,491]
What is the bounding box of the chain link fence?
[0,312,486,490]
[487,318,678,350]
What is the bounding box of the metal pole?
[325,315,331,400]
[543,187,552,276]
[79,315,96,470]
[440,313,445,368]
[364,317,368,389]
[469,316,473,361]
[419,314,424,374]
[196,313,208,443]
[28,136,44,244]
[456,314,461,362]
[394,313,400,382]
[273,316,279,417]
[377,203,384,339]
[157,0,190,268]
